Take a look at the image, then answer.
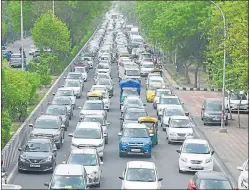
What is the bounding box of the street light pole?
[20,0,24,70]
[52,0,55,15]
[210,1,227,133]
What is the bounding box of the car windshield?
[35,119,59,129]
[142,54,152,59]
[83,117,104,125]
[24,142,50,152]
[56,90,74,96]
[182,143,210,154]
[150,79,163,84]
[156,91,171,96]
[74,128,101,139]
[230,93,247,100]
[83,102,103,110]
[11,54,21,58]
[142,63,153,68]
[46,107,66,115]
[206,101,222,111]
[123,89,138,96]
[126,168,156,182]
[65,81,81,87]
[97,75,110,80]
[52,98,70,105]
[170,119,192,128]
[123,128,149,138]
[67,74,81,79]
[51,175,85,189]
[160,98,180,105]
[124,111,147,120]
[126,70,140,76]
[125,99,143,106]
[68,154,97,166]
[98,64,109,69]
[97,80,111,86]
[148,85,161,91]
[75,68,86,73]
[165,108,185,116]
[199,179,232,189]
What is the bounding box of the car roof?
[164,105,184,109]
[125,123,147,129]
[150,76,163,80]
[196,171,229,180]
[184,138,208,144]
[53,96,71,100]
[47,105,66,109]
[27,137,52,143]
[92,85,107,88]
[54,164,84,176]
[77,122,101,129]
[37,115,60,120]
[126,107,145,112]
[125,96,141,100]
[127,161,155,169]
[68,72,81,75]
[70,148,97,155]
[58,87,74,91]
[156,89,171,92]
[125,68,139,71]
[170,116,189,120]
[83,114,104,118]
[161,95,179,99]
[85,100,103,103]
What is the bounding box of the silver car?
[54,87,76,109]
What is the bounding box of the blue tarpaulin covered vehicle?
[119,79,141,109]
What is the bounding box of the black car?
[45,105,70,131]
[188,171,236,189]
[18,137,57,172]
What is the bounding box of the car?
[96,63,111,75]
[120,107,147,130]
[2,184,22,189]
[225,91,249,113]
[97,89,111,111]
[74,67,88,82]
[161,105,188,130]
[201,98,228,126]
[140,61,154,76]
[157,95,182,118]
[18,137,57,172]
[146,73,161,87]
[94,73,112,84]
[29,115,65,149]
[153,89,172,109]
[90,85,109,96]
[45,105,70,131]
[118,123,153,158]
[63,79,83,98]
[146,76,165,90]
[121,68,141,82]
[237,159,248,189]
[79,100,106,120]
[121,96,145,113]
[9,53,25,68]
[66,149,103,187]
[29,45,38,55]
[80,53,94,68]
[65,72,85,86]
[68,122,105,160]
[44,164,88,189]
[2,49,12,61]
[187,171,236,190]
[119,161,163,189]
[53,88,76,108]
[81,114,110,144]
[96,79,114,97]
[146,83,165,103]
[50,96,73,119]
[166,116,194,144]
[176,138,214,173]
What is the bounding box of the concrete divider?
[2,23,101,174]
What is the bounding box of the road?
[9,58,222,189]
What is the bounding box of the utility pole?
[20,0,24,70]
[53,0,55,15]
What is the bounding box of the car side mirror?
[119,176,124,180]
[28,124,33,127]
[52,93,55,95]
[211,150,215,155]
[61,125,65,128]
[18,148,22,151]
[158,177,163,181]
[63,77,66,79]
[237,166,243,171]
[119,117,123,120]
[118,132,122,136]
[143,103,146,106]
[44,182,49,187]
[185,112,189,116]
[68,133,73,137]
[100,162,104,165]
[52,149,57,153]
[176,149,181,153]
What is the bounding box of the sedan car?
[237,159,248,189]
[29,115,65,149]
[79,100,106,120]
[96,79,114,96]
[50,96,73,119]
[94,73,112,84]
[66,148,103,187]
[74,67,88,81]
[177,139,214,173]
[121,96,145,113]
[187,171,236,190]
[9,53,25,68]
[54,87,76,108]
[153,89,172,109]
[18,137,57,172]
[119,161,163,189]
[45,105,69,131]
[63,79,83,98]
[65,72,84,86]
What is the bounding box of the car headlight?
[181,157,187,162]
[121,141,128,145]
[71,143,78,147]
[45,156,52,162]
[19,156,26,162]
[205,157,212,163]
[204,113,210,117]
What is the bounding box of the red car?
[187,171,238,190]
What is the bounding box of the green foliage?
[1,112,12,149]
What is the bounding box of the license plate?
[131,149,141,152]
[214,118,220,120]
[30,164,40,168]
[191,165,201,169]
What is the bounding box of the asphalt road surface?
[9,58,222,189]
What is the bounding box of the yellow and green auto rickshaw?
[87,91,103,100]
[138,116,158,145]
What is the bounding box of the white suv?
[237,159,248,189]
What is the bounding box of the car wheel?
[163,128,166,131]
[203,122,206,125]
[100,157,104,161]
[95,181,100,188]
[69,115,72,120]
[168,139,171,144]
[18,167,23,173]
[56,139,62,149]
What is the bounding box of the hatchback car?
[96,79,114,96]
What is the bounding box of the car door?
[166,117,171,136]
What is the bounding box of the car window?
[46,107,66,115]
[67,73,82,79]
[126,168,156,182]
[35,118,60,129]
[124,111,147,120]
[199,179,232,189]
[68,154,97,166]
[156,91,171,96]
[51,175,85,189]
[230,93,247,100]
[170,119,192,128]
[126,70,140,76]
[53,98,71,105]
[165,108,185,116]
[83,117,104,125]
[24,142,51,152]
[182,143,210,154]
[83,102,103,110]
[65,81,81,87]
[56,90,74,96]
[160,98,180,105]
[206,101,222,111]
[74,128,101,139]
[123,128,149,138]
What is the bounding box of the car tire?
[203,122,206,125]
[100,157,104,161]
[95,181,101,188]
[18,167,23,173]
[168,139,171,144]
[163,128,166,131]
[56,138,62,149]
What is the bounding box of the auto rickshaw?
[87,91,103,100]
[151,68,163,77]
[138,116,158,145]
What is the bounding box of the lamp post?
[52,0,55,15]
[210,1,227,133]
[20,0,24,70]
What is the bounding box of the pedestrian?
[19,47,22,53]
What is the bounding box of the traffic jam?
[3,10,246,190]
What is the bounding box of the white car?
[94,73,112,84]
[146,73,161,87]
[90,85,108,94]
[98,90,111,111]
[147,76,166,89]
[29,45,38,55]
[177,139,214,173]
[54,87,76,108]
[140,61,154,76]
[161,105,187,130]
[74,67,88,81]
[225,91,249,112]
[237,159,248,189]
[119,161,163,189]
[153,89,172,109]
[166,116,194,143]
[79,100,106,120]
[66,148,103,187]
[68,122,105,160]
[64,79,82,98]
[121,96,145,112]
[157,95,182,118]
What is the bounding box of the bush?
[1,112,12,148]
